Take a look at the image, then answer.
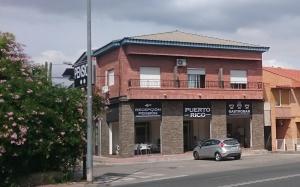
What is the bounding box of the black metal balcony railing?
[128,79,263,90]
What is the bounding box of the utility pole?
[86,0,93,182]
[49,62,52,84]
[45,61,48,80]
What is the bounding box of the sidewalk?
[41,149,270,187]
[93,149,270,166]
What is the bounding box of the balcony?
[275,106,292,119]
[127,79,263,100]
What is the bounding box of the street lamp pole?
[86,0,93,182]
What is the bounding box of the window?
[107,69,114,86]
[202,140,216,147]
[274,89,291,106]
[230,70,247,89]
[187,68,205,88]
[140,67,160,88]
[201,140,211,147]
[135,122,150,144]
[223,139,239,145]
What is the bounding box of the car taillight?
[219,142,224,148]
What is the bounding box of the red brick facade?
[90,32,268,157]
[96,45,263,100]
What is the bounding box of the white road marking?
[219,173,300,187]
[139,175,188,183]
[94,171,167,184]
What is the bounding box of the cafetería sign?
[183,102,212,118]
[134,102,162,119]
[226,101,252,116]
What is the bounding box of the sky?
[1,0,300,84]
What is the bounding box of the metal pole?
[45,61,48,80]
[49,62,52,84]
[86,0,93,182]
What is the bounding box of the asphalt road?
[120,161,300,187]
[91,154,300,187]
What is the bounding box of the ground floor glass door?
[227,118,251,148]
[184,119,210,151]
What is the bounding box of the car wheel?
[215,152,222,161]
[234,155,241,160]
[193,151,200,160]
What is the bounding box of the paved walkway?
[93,149,269,166]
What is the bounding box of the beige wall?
[263,69,300,151]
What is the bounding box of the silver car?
[193,138,241,161]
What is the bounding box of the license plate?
[231,147,238,151]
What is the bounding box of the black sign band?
[74,64,88,87]
[226,101,252,116]
[134,102,162,119]
[183,102,212,118]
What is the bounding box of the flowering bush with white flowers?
[0,32,103,186]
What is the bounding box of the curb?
[93,152,271,166]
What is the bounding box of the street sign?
[74,63,88,87]
[74,57,96,88]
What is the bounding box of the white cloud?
[236,28,269,41]
[1,0,300,71]
[32,50,75,86]
[32,50,73,65]
[263,59,288,68]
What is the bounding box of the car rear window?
[223,139,239,145]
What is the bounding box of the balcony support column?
[161,101,184,155]
[251,101,264,149]
[210,101,227,139]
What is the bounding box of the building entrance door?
[297,123,300,138]
[227,118,251,148]
[183,121,192,152]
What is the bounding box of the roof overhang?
[93,38,269,57]
[271,85,292,89]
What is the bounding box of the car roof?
[206,138,237,141]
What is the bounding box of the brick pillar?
[161,101,183,155]
[211,101,227,139]
[251,101,264,149]
[119,102,135,157]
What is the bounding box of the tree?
[0,32,103,186]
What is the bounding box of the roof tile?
[131,30,262,47]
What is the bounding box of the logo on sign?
[227,101,252,116]
[245,104,250,109]
[145,104,152,107]
[229,104,234,110]
[237,102,242,109]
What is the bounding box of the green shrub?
[0,32,103,186]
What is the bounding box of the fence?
[128,79,263,90]
[275,139,300,151]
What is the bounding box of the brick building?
[263,67,300,151]
[81,31,269,157]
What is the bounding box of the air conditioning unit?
[102,85,109,94]
[176,58,187,66]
